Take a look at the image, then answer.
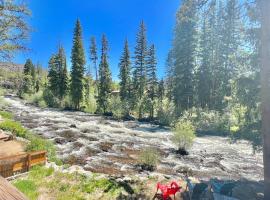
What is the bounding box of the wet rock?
[54,137,66,144]
[100,142,113,152]
[70,124,77,128]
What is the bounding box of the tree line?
[20,20,163,120]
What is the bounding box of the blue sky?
[14,0,180,80]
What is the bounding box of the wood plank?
[0,176,28,200]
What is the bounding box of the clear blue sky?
[14,0,180,80]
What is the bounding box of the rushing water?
[3,96,263,181]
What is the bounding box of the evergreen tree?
[70,20,86,110]
[23,59,34,76]
[158,79,165,107]
[47,54,59,96]
[97,34,112,113]
[90,36,98,81]
[133,21,148,118]
[146,44,158,119]
[165,50,175,102]
[58,46,69,100]
[197,17,211,109]
[119,39,132,114]
[173,0,197,116]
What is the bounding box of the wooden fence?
[0,151,46,178]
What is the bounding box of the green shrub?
[0,111,13,119]
[157,101,175,126]
[0,120,26,137]
[43,87,59,108]
[171,120,195,151]
[83,178,121,195]
[13,180,39,200]
[138,148,160,171]
[84,94,97,113]
[109,96,124,119]
[180,108,230,135]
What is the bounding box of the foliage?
[138,148,160,171]
[109,96,124,119]
[0,111,13,119]
[0,0,30,60]
[146,44,158,119]
[133,21,148,119]
[180,108,230,135]
[119,39,132,115]
[43,87,59,108]
[0,120,26,137]
[97,35,112,113]
[157,100,175,126]
[171,119,195,151]
[70,20,86,110]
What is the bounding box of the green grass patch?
[13,180,39,200]
[0,120,26,137]
[0,111,13,119]
[83,178,121,195]
[14,166,126,200]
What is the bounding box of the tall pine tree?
[146,44,158,119]
[119,39,132,115]
[58,46,69,100]
[70,20,86,110]
[133,21,148,119]
[173,0,197,116]
[97,34,112,113]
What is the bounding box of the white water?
[4,96,263,181]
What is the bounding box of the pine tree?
[146,44,158,119]
[97,34,112,113]
[158,79,165,107]
[90,36,98,81]
[173,0,197,116]
[119,39,132,114]
[47,54,59,96]
[23,59,34,76]
[133,21,148,118]
[70,20,86,110]
[197,17,211,109]
[165,50,175,102]
[58,46,69,100]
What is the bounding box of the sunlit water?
[3,96,263,181]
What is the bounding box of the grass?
[13,180,39,200]
[0,110,13,119]
[13,166,125,200]
[0,119,26,137]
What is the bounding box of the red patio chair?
[154,181,182,200]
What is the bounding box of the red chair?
[154,181,182,200]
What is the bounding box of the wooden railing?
[0,151,46,178]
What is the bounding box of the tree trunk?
[260,0,270,199]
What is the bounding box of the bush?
[84,94,97,113]
[157,100,175,126]
[0,120,26,137]
[43,87,59,108]
[171,120,195,151]
[138,148,160,171]
[109,96,124,119]
[0,111,13,119]
[180,108,230,135]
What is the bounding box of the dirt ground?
[0,140,25,157]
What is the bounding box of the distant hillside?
[0,62,24,72]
